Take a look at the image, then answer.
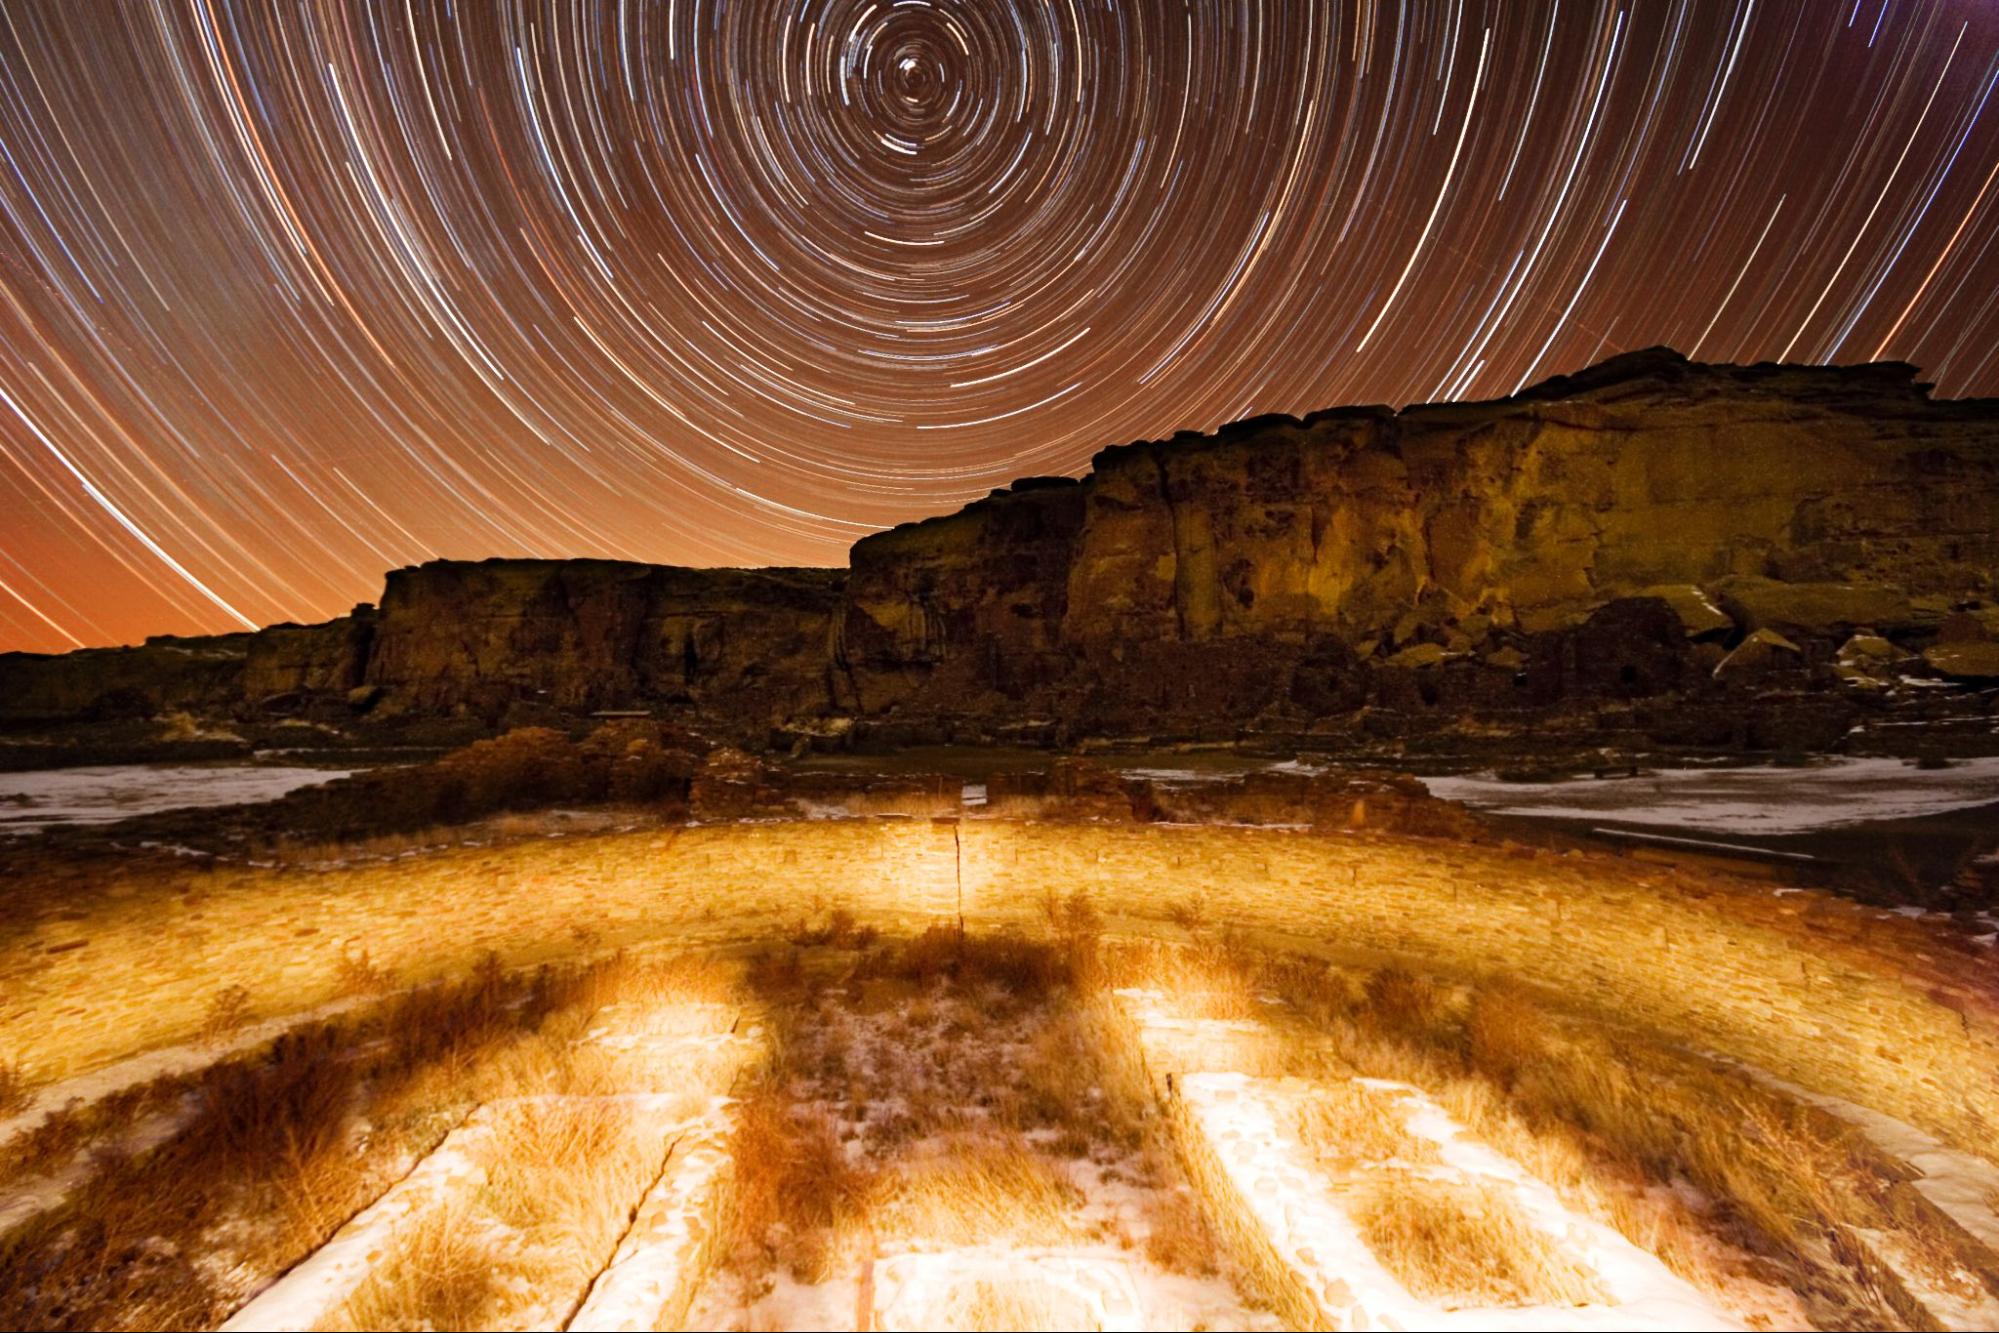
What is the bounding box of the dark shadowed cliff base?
[3,348,1996,767]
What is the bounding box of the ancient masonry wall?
[6,819,1994,1160]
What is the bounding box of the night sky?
[1,1,1995,653]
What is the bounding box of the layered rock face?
[837,350,1998,743]
[362,559,844,726]
[0,562,843,737]
[0,632,257,722]
[4,350,1995,751]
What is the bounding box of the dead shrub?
[1465,982,1546,1087]
[377,951,528,1075]
[790,905,870,948]
[1360,964,1451,1042]
[1165,894,1209,933]
[331,943,395,997]
[1042,889,1105,980]
[185,1024,356,1170]
[196,984,253,1047]
[728,1088,868,1281]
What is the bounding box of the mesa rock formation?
[4,348,1996,756]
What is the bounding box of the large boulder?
[1714,628,1806,683]
[1638,585,1735,639]
[1712,577,1925,640]
[1833,633,1910,691]
[1528,597,1694,700]
[1923,642,1999,681]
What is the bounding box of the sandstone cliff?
[835,349,1997,743]
[361,559,843,727]
[4,350,1995,754]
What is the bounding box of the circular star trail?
[1,0,1996,651]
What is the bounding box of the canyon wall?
[4,349,1996,748]
[838,349,1998,742]
[359,559,843,725]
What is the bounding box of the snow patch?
[0,763,351,834]
[1421,757,1999,835]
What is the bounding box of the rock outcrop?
[0,632,256,721]
[833,349,1996,744]
[361,559,844,727]
[4,349,1995,755]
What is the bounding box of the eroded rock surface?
[4,350,1995,757]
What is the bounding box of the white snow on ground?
[223,1093,698,1333]
[0,763,351,833]
[871,1246,1148,1330]
[1119,767,1228,785]
[1180,1073,1740,1332]
[1420,756,1999,835]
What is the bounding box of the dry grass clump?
[325,1098,668,1331]
[870,1137,1083,1248]
[1101,933,1265,1021]
[935,1275,1088,1332]
[0,1065,196,1195]
[1297,1080,1439,1172]
[788,904,876,949]
[0,1022,359,1330]
[1140,1175,1224,1275]
[833,781,964,818]
[322,1198,500,1333]
[1423,1076,1737,1300]
[1464,982,1547,1088]
[848,922,1079,1005]
[1041,888,1105,971]
[1539,1041,1999,1321]
[1351,1175,1610,1309]
[727,1090,869,1282]
[545,946,738,1019]
[1359,964,1454,1043]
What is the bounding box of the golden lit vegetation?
[1349,1176,1609,1308]
[1,809,1995,1331]
[1135,927,1999,1330]
[700,920,1246,1328]
[0,948,741,1332]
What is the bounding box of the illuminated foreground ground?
[1,815,1996,1329]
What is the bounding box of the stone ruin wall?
[10,817,1994,1163]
